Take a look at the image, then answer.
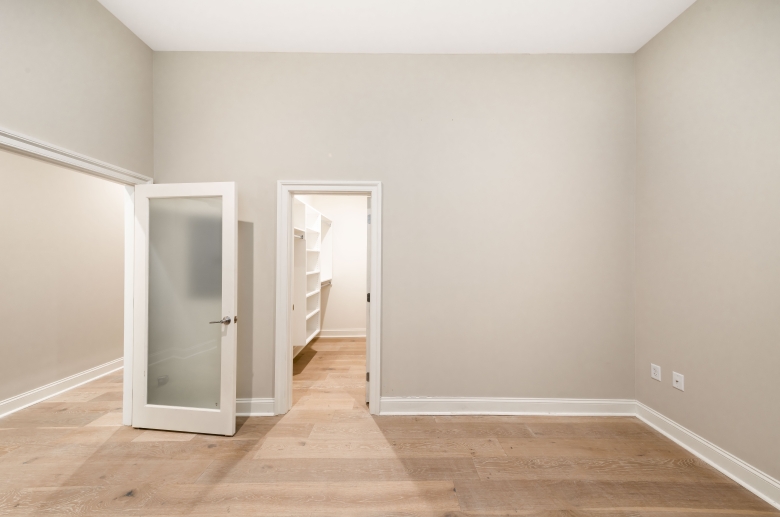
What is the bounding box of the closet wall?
[298,195,368,338]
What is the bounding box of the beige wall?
[154,53,637,400]
[0,0,153,176]
[635,0,780,479]
[298,195,368,335]
[0,149,125,402]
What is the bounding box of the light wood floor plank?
[454,480,777,514]
[197,457,480,483]
[472,456,727,482]
[142,481,460,515]
[498,436,686,459]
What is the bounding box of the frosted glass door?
[133,183,237,436]
[147,197,222,409]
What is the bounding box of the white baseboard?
[379,397,636,416]
[636,402,780,511]
[317,328,366,338]
[0,358,123,420]
[236,398,275,417]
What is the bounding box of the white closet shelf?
[321,278,332,286]
[293,198,331,354]
[305,329,319,345]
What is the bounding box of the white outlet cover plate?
[673,371,684,391]
[651,364,661,381]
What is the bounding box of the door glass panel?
[147,197,222,409]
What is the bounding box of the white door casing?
[366,196,371,404]
[275,181,382,415]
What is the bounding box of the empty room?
[0,0,778,515]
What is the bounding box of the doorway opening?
[275,181,382,415]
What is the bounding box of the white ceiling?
[98,0,696,54]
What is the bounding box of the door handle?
[209,317,232,325]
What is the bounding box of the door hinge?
[367,293,370,303]
[367,214,371,224]
[366,372,369,382]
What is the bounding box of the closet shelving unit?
[292,198,333,359]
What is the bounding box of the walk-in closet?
[290,195,368,359]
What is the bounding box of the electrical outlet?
[673,372,684,391]
[650,364,661,381]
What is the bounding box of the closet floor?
[0,337,776,515]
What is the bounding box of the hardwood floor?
[0,337,776,516]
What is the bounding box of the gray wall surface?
[635,0,780,479]
[0,0,153,177]
[0,149,125,402]
[153,53,637,402]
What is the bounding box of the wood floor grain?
[0,338,776,516]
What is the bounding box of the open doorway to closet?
[275,181,382,416]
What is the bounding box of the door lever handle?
[209,317,232,325]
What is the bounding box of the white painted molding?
[236,398,275,417]
[0,358,123,420]
[636,402,780,511]
[318,329,367,338]
[0,127,152,186]
[380,397,636,416]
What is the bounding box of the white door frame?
[275,181,383,415]
[123,185,137,426]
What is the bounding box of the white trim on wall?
[276,181,382,416]
[236,398,275,417]
[0,358,123,420]
[318,329,367,338]
[636,402,780,511]
[380,397,636,416]
[0,126,152,186]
